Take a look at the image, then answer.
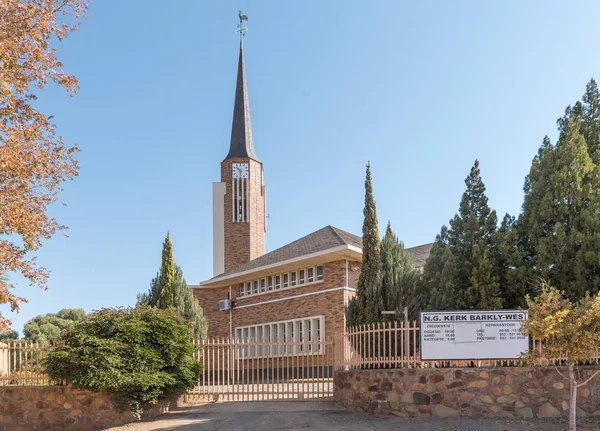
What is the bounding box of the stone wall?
[334,367,600,418]
[0,386,174,431]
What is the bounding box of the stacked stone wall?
[0,386,175,431]
[334,367,600,418]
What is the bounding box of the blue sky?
[5,1,600,333]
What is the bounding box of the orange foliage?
[0,0,88,333]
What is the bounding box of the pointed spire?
[225,40,258,161]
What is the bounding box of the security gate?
[185,338,335,402]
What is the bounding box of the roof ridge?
[406,242,435,250]
[328,225,347,245]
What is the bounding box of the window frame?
[307,267,314,283]
[234,315,325,359]
[236,265,325,299]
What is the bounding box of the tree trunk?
[569,364,577,431]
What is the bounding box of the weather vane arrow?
[237,10,248,42]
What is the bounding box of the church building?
[191,38,431,345]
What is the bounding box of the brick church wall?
[193,259,360,341]
[221,157,265,272]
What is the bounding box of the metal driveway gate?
[185,338,335,402]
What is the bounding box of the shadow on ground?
[106,401,600,431]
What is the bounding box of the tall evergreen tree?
[172,266,208,342]
[490,214,527,308]
[347,162,381,326]
[519,113,600,300]
[157,232,176,309]
[380,222,420,318]
[421,160,503,310]
[138,233,208,340]
[557,79,600,165]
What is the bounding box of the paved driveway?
[107,401,600,431]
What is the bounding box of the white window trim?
[236,279,324,300]
[236,265,324,300]
[234,315,325,359]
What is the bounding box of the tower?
[213,35,266,276]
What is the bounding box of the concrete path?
[106,401,600,431]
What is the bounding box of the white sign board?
[420,310,528,360]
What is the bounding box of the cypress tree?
[347,162,381,326]
[137,233,208,340]
[380,222,400,310]
[172,265,208,342]
[380,222,420,317]
[159,232,175,308]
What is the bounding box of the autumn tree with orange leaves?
[0,0,88,333]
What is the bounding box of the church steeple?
[225,40,258,161]
[212,14,266,276]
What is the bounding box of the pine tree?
[421,160,503,310]
[419,228,458,310]
[347,162,381,326]
[491,214,527,308]
[520,114,600,300]
[557,79,600,165]
[466,243,502,309]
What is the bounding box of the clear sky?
[5,1,600,334]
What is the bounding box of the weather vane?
[237,10,248,41]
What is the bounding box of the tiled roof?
[213,226,361,279]
[406,243,433,268]
[212,225,432,280]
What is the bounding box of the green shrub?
[44,306,201,418]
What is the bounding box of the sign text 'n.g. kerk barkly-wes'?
[419,310,528,360]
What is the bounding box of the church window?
[234,315,325,358]
[237,265,326,298]
[307,268,314,283]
